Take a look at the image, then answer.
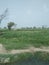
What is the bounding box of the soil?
[0,44,49,54]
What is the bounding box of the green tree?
[7,22,15,30]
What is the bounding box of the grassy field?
[0,52,49,65]
[0,28,49,50]
[0,28,49,64]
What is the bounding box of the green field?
[0,28,49,64]
[0,28,49,50]
[0,52,49,65]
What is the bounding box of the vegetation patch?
[0,52,49,63]
[0,29,49,50]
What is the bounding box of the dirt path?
[10,47,49,54]
[0,44,49,54]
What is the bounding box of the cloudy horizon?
[0,0,49,28]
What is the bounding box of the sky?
[0,0,49,28]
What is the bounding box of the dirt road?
[0,44,49,54]
[10,47,49,54]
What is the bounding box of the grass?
[0,28,49,50]
[0,52,49,64]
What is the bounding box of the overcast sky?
[0,0,49,28]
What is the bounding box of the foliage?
[7,22,15,30]
[0,28,49,50]
[0,52,49,65]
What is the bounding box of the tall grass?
[0,52,49,65]
[0,29,49,50]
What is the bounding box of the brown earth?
[0,44,49,54]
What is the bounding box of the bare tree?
[0,8,8,24]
